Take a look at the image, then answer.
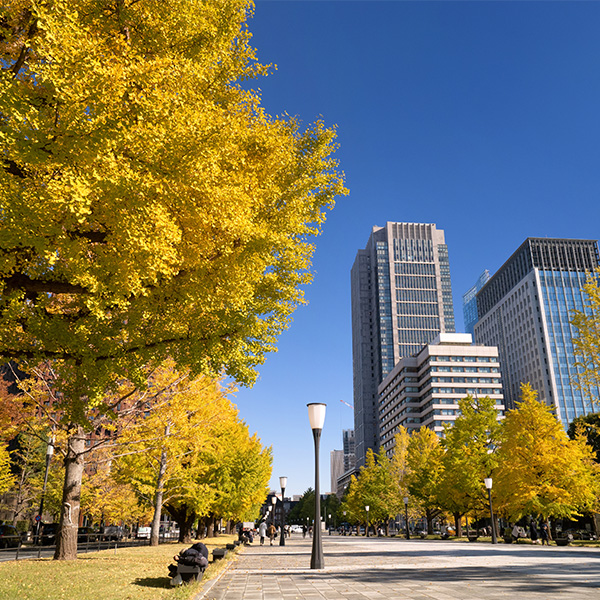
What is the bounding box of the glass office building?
[463,270,490,335]
[351,223,455,466]
[474,238,599,426]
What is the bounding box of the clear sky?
[231,0,600,497]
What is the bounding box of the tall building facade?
[330,450,344,496]
[378,333,504,455]
[463,270,491,335]
[342,429,356,474]
[474,238,600,426]
[351,222,456,466]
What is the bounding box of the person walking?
[267,522,277,546]
[530,520,539,544]
[302,524,307,538]
[258,520,267,546]
[540,522,550,546]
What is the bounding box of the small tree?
[406,428,444,534]
[440,395,503,534]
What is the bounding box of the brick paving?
[197,534,600,600]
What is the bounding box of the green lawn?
[0,536,238,600]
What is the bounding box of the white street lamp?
[484,478,497,544]
[308,403,326,569]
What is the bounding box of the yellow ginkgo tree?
[0,0,345,559]
[494,384,600,524]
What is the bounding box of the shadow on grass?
[132,576,172,589]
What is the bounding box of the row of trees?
[340,385,600,536]
[0,0,346,559]
[0,363,272,543]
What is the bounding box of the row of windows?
[397,315,440,330]
[396,289,438,303]
[394,262,436,275]
[396,302,439,316]
[395,275,437,289]
[392,238,434,262]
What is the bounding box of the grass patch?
[0,535,238,600]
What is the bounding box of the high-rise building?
[463,270,491,335]
[378,333,504,455]
[474,238,600,426]
[342,429,356,474]
[330,450,344,496]
[351,222,456,466]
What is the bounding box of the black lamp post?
[279,476,287,546]
[307,402,326,569]
[484,477,497,544]
[403,496,410,540]
[365,505,370,537]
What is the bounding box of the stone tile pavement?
[197,534,600,600]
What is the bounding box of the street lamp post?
[484,477,497,544]
[403,496,410,540]
[328,513,331,536]
[271,495,277,526]
[35,437,54,543]
[365,505,370,537]
[307,402,326,569]
[279,476,287,546]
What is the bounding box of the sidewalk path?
[200,535,600,600]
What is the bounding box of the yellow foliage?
[0,0,347,411]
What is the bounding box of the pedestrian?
[267,522,276,545]
[302,524,307,538]
[530,520,539,544]
[258,520,267,546]
[540,522,549,545]
[511,523,520,543]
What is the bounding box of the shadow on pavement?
[301,563,600,596]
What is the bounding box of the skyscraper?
[342,429,356,474]
[463,270,491,335]
[474,238,600,426]
[351,222,456,466]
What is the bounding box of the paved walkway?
[199,535,600,600]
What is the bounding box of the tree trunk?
[54,427,85,560]
[453,512,463,537]
[207,517,215,538]
[465,515,470,537]
[150,429,169,547]
[426,508,434,535]
[166,503,196,542]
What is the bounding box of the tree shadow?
[132,576,172,589]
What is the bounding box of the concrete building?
[330,450,344,496]
[342,429,356,474]
[351,222,456,466]
[463,270,491,335]
[378,333,504,455]
[473,237,599,426]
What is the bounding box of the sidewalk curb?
[193,547,242,600]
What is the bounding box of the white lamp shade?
[484,477,493,489]
[307,403,327,430]
[279,476,288,489]
[271,495,277,504]
[403,496,409,505]
[365,505,369,511]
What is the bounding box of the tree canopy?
[0,0,345,559]
[0,0,347,409]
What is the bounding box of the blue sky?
[232,0,600,497]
